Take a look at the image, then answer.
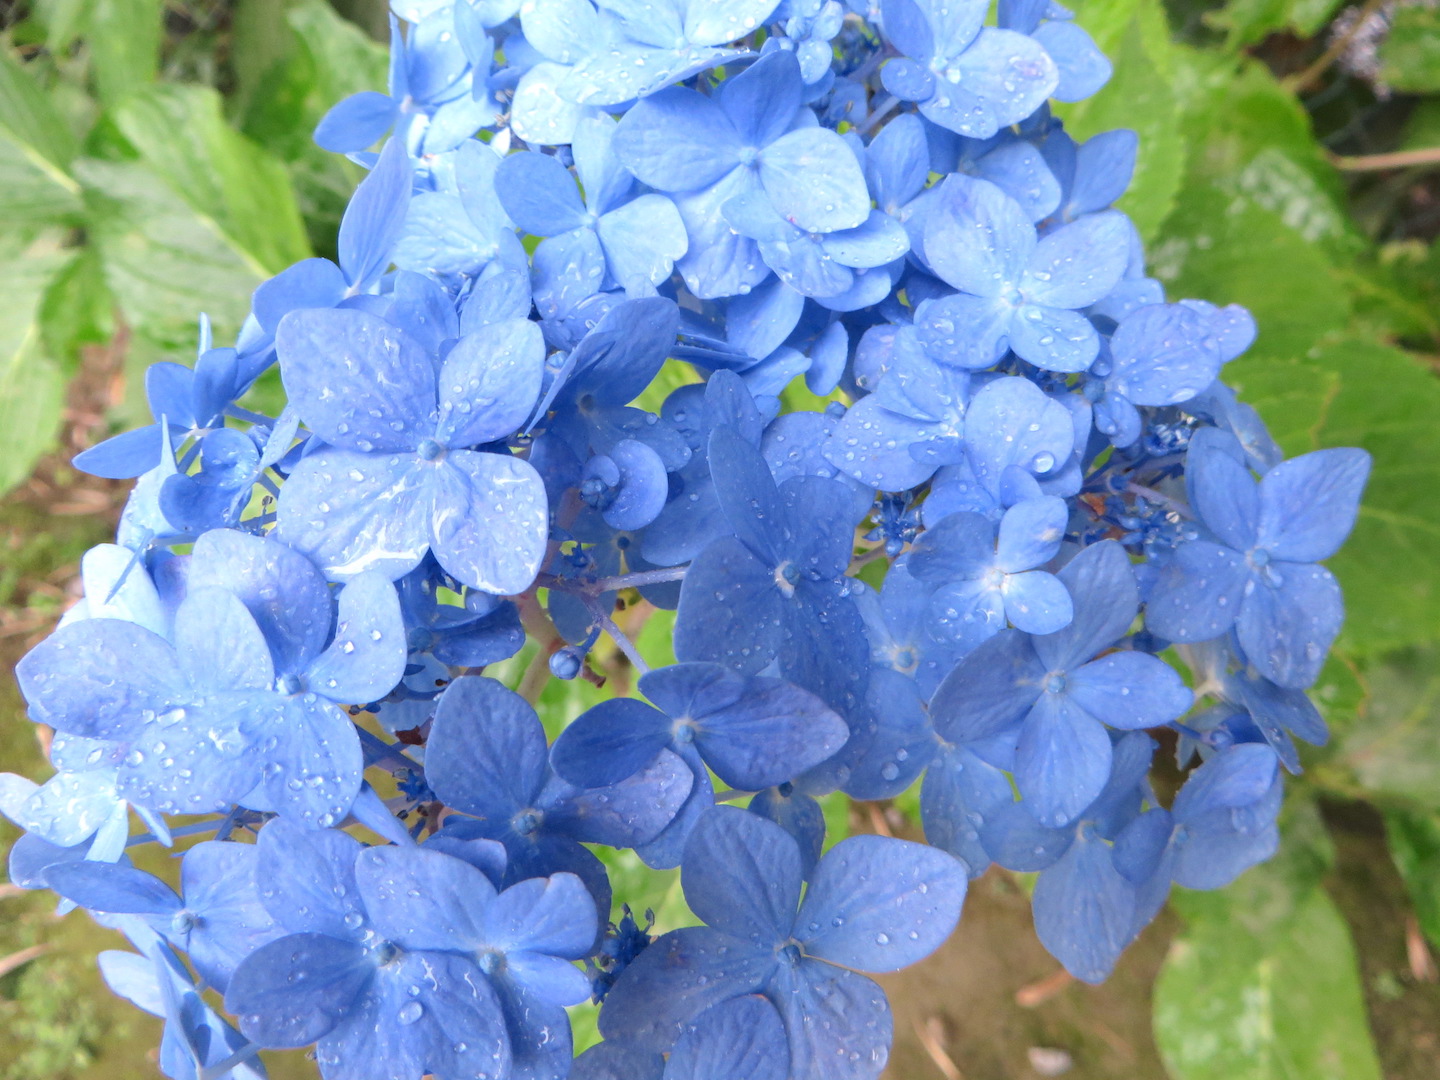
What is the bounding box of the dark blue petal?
[225,933,374,1048]
[1015,692,1113,827]
[683,807,801,948]
[666,994,790,1080]
[427,676,547,820]
[1032,828,1137,983]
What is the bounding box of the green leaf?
[85,0,163,106]
[1225,339,1440,652]
[1380,7,1440,93]
[39,246,113,376]
[1332,646,1440,809]
[1205,0,1345,51]
[0,235,71,496]
[112,84,311,275]
[1385,807,1440,949]
[77,157,265,351]
[1156,858,1382,1080]
[0,45,82,224]
[1057,16,1186,242]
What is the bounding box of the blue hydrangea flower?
[916,175,1129,372]
[879,0,1058,138]
[929,541,1192,826]
[1145,432,1370,688]
[275,308,549,593]
[598,807,966,1080]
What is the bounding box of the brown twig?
[0,944,48,979]
[1329,146,1440,172]
[1015,968,1075,1007]
[1282,0,1389,94]
[912,1017,963,1080]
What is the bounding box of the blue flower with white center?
[496,115,688,306]
[598,807,967,1080]
[915,174,1130,372]
[275,308,549,594]
[909,495,1074,652]
[1087,302,1225,449]
[673,426,871,713]
[879,0,1058,138]
[16,529,406,827]
[612,51,873,298]
[929,540,1193,827]
[425,676,693,912]
[1145,432,1370,688]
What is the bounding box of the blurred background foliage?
[1,0,1439,1077]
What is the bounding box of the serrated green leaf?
[0,237,71,496]
[85,0,162,106]
[1380,7,1440,93]
[77,157,263,351]
[0,45,82,224]
[1385,807,1440,948]
[1156,859,1382,1080]
[1225,339,1440,652]
[1204,0,1344,50]
[1057,16,1186,242]
[112,84,311,275]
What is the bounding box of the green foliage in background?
[2,1,1440,1078]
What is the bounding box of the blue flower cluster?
[5,1,1371,1078]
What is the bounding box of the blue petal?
[747,787,826,878]
[674,536,785,673]
[995,496,1067,573]
[484,872,597,960]
[435,318,544,448]
[358,847,498,958]
[763,961,892,1080]
[1067,651,1192,730]
[973,141,1061,222]
[1022,210,1129,310]
[495,150,590,237]
[314,91,399,154]
[1236,561,1343,689]
[666,994,790,1080]
[714,49,804,146]
[683,807,802,947]
[532,227,608,320]
[879,0,935,61]
[255,818,366,937]
[728,276,806,360]
[338,138,413,290]
[1186,434,1260,550]
[796,835,966,973]
[598,926,773,1051]
[189,529,333,675]
[1067,129,1137,217]
[426,676,547,820]
[1109,303,1222,407]
[923,175,1033,295]
[573,1042,665,1080]
[1255,448,1370,563]
[1007,303,1099,373]
[277,308,435,452]
[920,29,1056,139]
[17,619,182,741]
[1036,20,1112,102]
[1143,540,1248,644]
[252,258,348,335]
[429,450,547,594]
[927,627,1044,743]
[978,797,1073,871]
[225,933,374,1048]
[758,127,870,233]
[598,194,690,294]
[511,62,586,146]
[1001,570,1073,635]
[172,586,273,694]
[304,572,406,705]
[612,87,743,192]
[1032,540,1137,672]
[252,695,363,828]
[881,56,936,102]
[919,744,1015,876]
[44,861,180,915]
[963,376,1075,499]
[1015,691,1113,827]
[73,424,168,480]
[276,449,434,583]
[178,841,282,992]
[550,697,673,789]
[685,0,786,49]
[542,748,694,847]
[1032,828,1137,983]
